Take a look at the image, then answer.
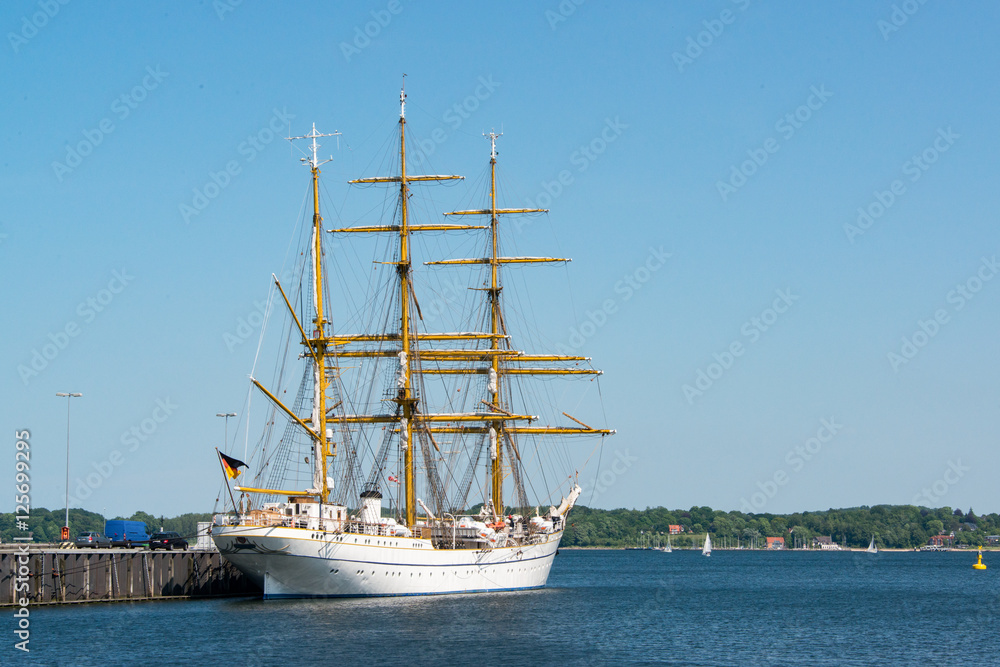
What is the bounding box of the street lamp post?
[216,412,237,447]
[56,392,82,542]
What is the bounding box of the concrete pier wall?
[0,548,259,605]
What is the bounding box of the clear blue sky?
[3,1,999,518]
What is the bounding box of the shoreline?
[560,546,997,552]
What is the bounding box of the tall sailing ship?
[211,87,613,598]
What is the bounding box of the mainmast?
[340,86,465,527]
[330,93,614,528]
[486,131,503,513]
[397,86,418,528]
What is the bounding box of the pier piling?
[0,547,259,605]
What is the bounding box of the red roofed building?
[766,537,785,550]
[929,534,954,547]
[668,525,683,534]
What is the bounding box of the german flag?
[219,451,247,479]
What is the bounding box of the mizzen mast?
[288,123,340,503]
[243,124,342,504]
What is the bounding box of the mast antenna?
[485,128,502,159]
[287,123,341,169]
[400,74,407,119]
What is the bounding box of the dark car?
[148,531,188,551]
[74,531,111,548]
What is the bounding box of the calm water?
[14,549,1000,665]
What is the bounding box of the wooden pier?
[0,546,260,605]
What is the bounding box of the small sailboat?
[867,536,878,554]
[664,535,672,553]
[702,534,712,557]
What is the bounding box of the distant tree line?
[2,505,995,549]
[562,505,997,549]
[0,508,212,543]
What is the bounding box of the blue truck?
[104,520,151,548]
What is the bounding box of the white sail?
[867,536,878,554]
[703,534,712,556]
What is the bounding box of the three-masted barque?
[211,87,613,598]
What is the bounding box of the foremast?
[429,131,614,515]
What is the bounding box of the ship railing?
[236,513,347,532]
[427,525,510,550]
[239,510,294,528]
[345,520,394,537]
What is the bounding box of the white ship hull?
[213,525,563,598]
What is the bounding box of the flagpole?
[216,448,240,517]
